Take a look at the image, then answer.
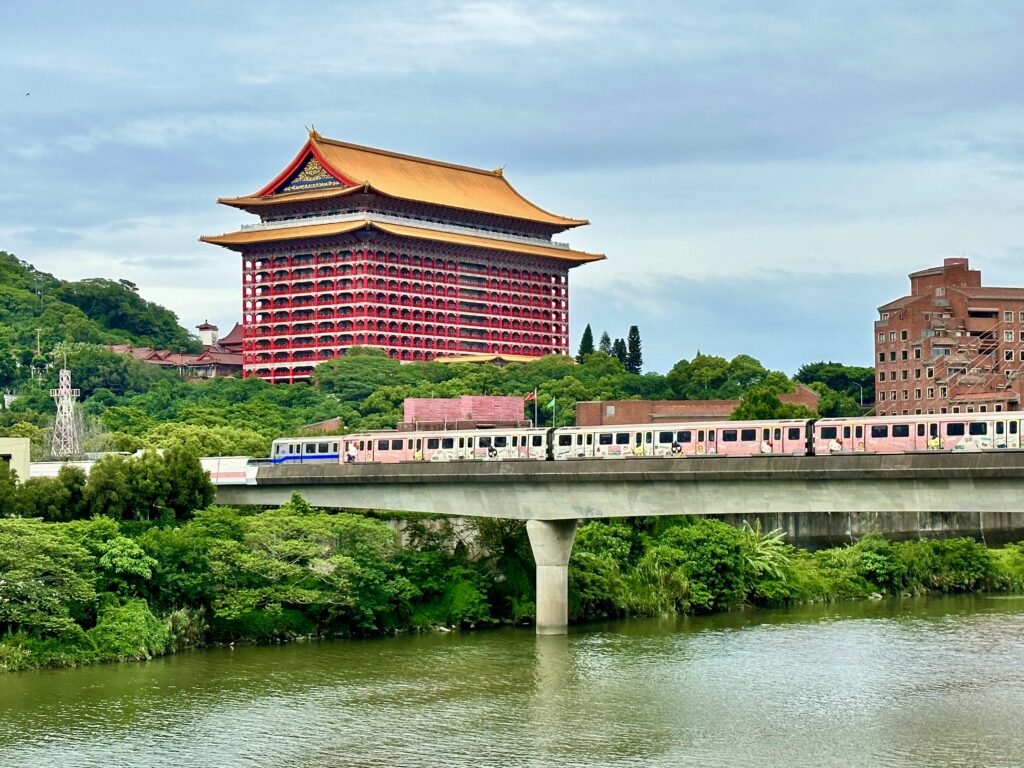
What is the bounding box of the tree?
[598,331,612,355]
[731,386,816,420]
[796,361,875,405]
[576,324,595,362]
[612,338,627,365]
[625,326,643,374]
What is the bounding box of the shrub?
[660,519,748,611]
[87,598,170,662]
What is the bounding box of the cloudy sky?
[3,1,1023,374]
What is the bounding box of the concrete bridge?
[215,453,1024,634]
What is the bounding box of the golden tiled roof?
[432,353,543,365]
[199,218,604,264]
[219,132,588,229]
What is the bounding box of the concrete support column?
[527,519,579,635]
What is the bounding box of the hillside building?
[875,258,1024,415]
[201,130,603,383]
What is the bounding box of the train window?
[319,443,329,453]
[599,433,613,445]
[659,431,673,443]
[709,432,715,441]
[774,429,781,441]
[586,434,593,445]
[871,425,889,438]
[996,422,1004,435]
[892,425,910,438]
[533,435,544,447]
[740,429,756,442]
[275,444,284,455]
[495,437,507,448]
[331,443,338,452]
[479,437,491,448]
[843,426,851,439]
[511,436,518,447]
[698,430,705,442]
[359,441,365,451]
[722,430,738,442]
[467,438,474,448]
[558,435,572,446]
[458,438,465,448]
[416,439,422,450]
[946,423,965,436]
[378,440,389,451]
[305,443,316,453]
[442,438,454,449]
[969,423,987,436]
[677,431,692,443]
[917,424,925,437]
[788,428,801,440]
[820,427,837,439]
[427,438,440,449]
[645,433,653,443]
[856,426,863,438]
[407,440,413,449]
[577,434,584,445]
[615,433,630,445]
[930,424,938,438]
[1012,422,1019,434]
[391,440,403,450]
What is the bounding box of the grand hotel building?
[201,131,603,383]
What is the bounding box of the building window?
[890,351,897,361]
[914,389,922,399]
[1005,331,1014,342]
[902,390,909,400]
[881,312,890,320]
[940,386,948,397]
[901,370,909,380]
[879,352,885,362]
[936,287,945,296]
[927,367,934,378]
[879,372,886,382]
[1019,331,1024,342]
[900,330,908,340]
[1019,311,1024,324]
[889,331,896,342]
[879,392,886,401]
[927,387,934,398]
[891,390,897,400]
[1005,311,1014,323]
[1006,350,1014,361]
[1020,350,1024,361]
[877,333,885,343]
[914,348,921,359]
[914,368,921,379]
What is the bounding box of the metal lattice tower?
[50,366,81,458]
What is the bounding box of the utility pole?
[50,357,81,458]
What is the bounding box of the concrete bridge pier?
[526,519,579,635]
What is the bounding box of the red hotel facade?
[875,258,1024,415]
[201,131,603,383]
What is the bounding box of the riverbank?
[2,498,1024,672]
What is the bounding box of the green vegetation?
[3,446,1023,672]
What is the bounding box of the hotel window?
[902,390,909,400]
[878,372,886,382]
[900,330,908,340]
[1005,311,1014,323]
[890,351,897,361]
[1020,350,1024,361]
[1020,311,1024,323]
[877,333,885,343]
[901,370,908,380]
[878,352,885,362]
[1005,331,1014,342]
[940,386,948,397]
[1006,350,1014,361]
[901,350,908,361]
[927,387,934,398]
[891,390,897,401]
[927,367,934,378]
[914,369,921,379]
[914,348,921,359]
[1019,331,1024,342]
[879,392,886,401]
[914,389,922,399]
[889,331,896,341]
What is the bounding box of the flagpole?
[533,387,538,426]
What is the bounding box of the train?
[269,410,1022,466]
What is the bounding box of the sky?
[2,1,1024,375]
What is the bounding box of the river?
[1,595,1023,767]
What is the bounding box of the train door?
[635,430,653,457]
[994,419,1018,449]
[696,429,715,456]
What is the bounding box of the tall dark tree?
[576,324,595,362]
[612,338,627,365]
[625,325,643,374]
[598,331,612,355]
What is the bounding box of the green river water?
[1,595,1023,767]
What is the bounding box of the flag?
[524,391,536,402]
[545,396,556,411]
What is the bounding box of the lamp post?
[854,382,865,407]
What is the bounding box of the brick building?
[576,386,821,426]
[201,130,602,383]
[875,258,1024,415]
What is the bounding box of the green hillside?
[0,251,199,360]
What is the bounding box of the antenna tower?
[50,365,81,458]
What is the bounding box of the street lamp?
[853,382,865,407]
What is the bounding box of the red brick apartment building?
[875,258,1024,415]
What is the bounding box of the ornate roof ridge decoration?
[216,131,588,230]
[199,218,605,264]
